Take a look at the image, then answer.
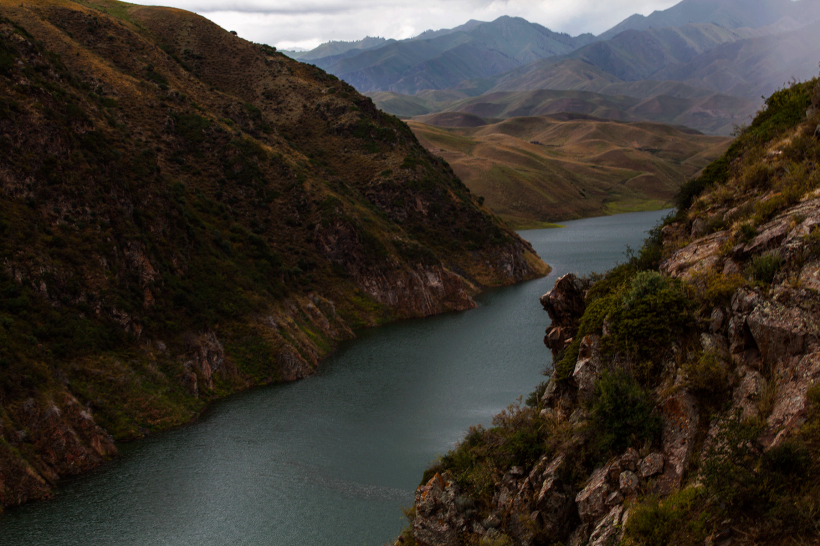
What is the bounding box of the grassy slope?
[408,116,730,226]
[0,0,548,508]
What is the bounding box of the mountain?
[403,72,820,546]
[653,19,820,99]
[407,19,486,41]
[312,16,596,94]
[0,0,548,510]
[454,22,764,95]
[409,115,731,226]
[282,36,391,61]
[598,0,820,40]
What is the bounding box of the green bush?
[588,369,661,457]
[606,281,692,365]
[738,222,757,242]
[684,351,729,396]
[623,488,710,546]
[623,271,668,309]
[701,414,765,507]
[747,252,784,284]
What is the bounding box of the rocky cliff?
[0,0,548,511]
[400,76,820,546]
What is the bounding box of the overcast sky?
[127,0,681,50]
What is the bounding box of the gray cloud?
[127,0,679,49]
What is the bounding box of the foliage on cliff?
[0,0,548,511]
[404,74,820,546]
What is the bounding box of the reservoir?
[0,209,671,546]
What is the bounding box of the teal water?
[0,209,670,546]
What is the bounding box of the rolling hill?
[372,87,757,136]
[408,116,731,227]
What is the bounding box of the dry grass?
[409,117,730,227]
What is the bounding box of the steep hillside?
[400,76,820,546]
[409,116,730,227]
[598,0,820,41]
[0,0,548,511]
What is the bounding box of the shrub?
[606,281,692,365]
[623,271,667,309]
[701,414,765,508]
[479,534,514,546]
[738,222,757,242]
[747,252,784,284]
[622,487,709,546]
[702,272,747,307]
[588,368,661,457]
[684,350,729,396]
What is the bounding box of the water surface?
[0,209,670,546]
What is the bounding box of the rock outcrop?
[541,273,590,362]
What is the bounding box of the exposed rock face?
[413,473,468,546]
[659,394,698,493]
[533,455,575,539]
[588,505,625,546]
[576,465,612,524]
[764,349,820,447]
[660,230,731,279]
[0,394,117,509]
[541,274,589,362]
[357,264,477,317]
[573,335,602,399]
[746,300,817,366]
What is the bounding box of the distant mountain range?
[285,0,820,136]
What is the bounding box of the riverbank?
[0,210,668,545]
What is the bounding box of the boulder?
[588,505,625,546]
[799,261,820,292]
[619,448,640,472]
[567,525,590,546]
[413,472,467,546]
[619,471,639,496]
[744,218,791,255]
[542,274,588,361]
[746,301,816,366]
[576,465,611,524]
[710,307,728,334]
[638,453,664,479]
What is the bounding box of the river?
[0,209,671,546]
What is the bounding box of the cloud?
[127,0,680,49]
